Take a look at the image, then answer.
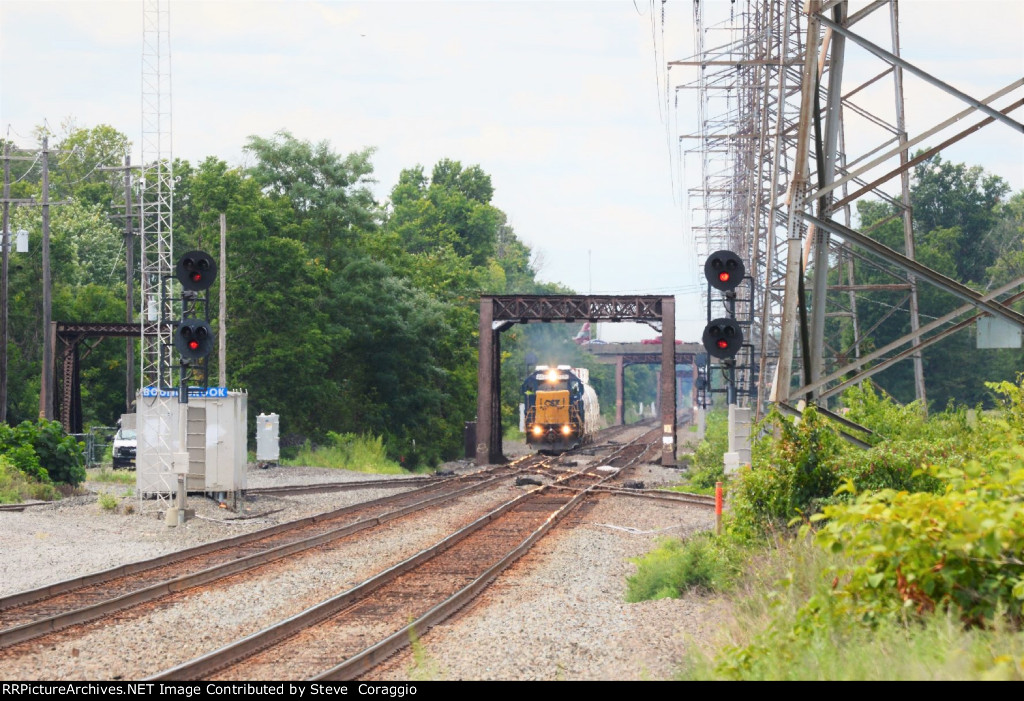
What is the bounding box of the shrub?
[0,455,59,503]
[830,437,954,494]
[626,533,743,601]
[283,432,405,473]
[97,492,118,511]
[812,449,1024,628]
[0,419,85,486]
[730,407,845,536]
[691,409,728,488]
[841,383,928,443]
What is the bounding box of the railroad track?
[0,420,695,679]
[149,428,664,681]
[245,475,439,497]
[0,464,530,649]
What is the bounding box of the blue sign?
[141,387,229,398]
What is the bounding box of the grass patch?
[87,467,136,485]
[660,483,722,498]
[625,533,743,601]
[407,626,443,681]
[282,432,410,474]
[0,456,60,503]
[677,535,1024,681]
[97,492,118,511]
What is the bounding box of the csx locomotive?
[521,365,600,452]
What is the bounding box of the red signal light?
[174,318,213,360]
[704,251,745,292]
[702,317,744,360]
[176,250,217,292]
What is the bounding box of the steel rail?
[0,471,514,649]
[0,469,498,614]
[150,431,661,680]
[246,475,439,497]
[589,486,717,507]
[317,430,667,680]
[147,460,566,681]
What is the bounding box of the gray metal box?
[977,316,1022,349]
[136,390,248,495]
[256,413,280,461]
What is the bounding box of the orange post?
[715,481,723,535]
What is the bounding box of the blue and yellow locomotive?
[521,365,600,452]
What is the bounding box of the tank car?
[521,365,600,452]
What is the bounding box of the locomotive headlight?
[546,369,558,383]
[532,425,544,437]
[561,424,572,436]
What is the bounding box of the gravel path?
[0,431,719,681]
[365,474,720,681]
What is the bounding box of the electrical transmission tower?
[138,0,177,507]
[674,0,1024,416]
[140,0,174,391]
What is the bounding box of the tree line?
[4,122,1016,466]
[827,154,1024,409]
[2,124,662,467]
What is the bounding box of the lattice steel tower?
[139,0,174,390]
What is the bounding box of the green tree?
[6,200,127,426]
[244,131,379,269]
[389,160,501,266]
[845,156,1020,408]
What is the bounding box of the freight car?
[521,365,600,452]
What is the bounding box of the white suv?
[112,428,137,470]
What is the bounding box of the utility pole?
[100,157,142,413]
[124,157,136,410]
[219,212,226,387]
[39,136,52,420]
[3,140,68,424]
[1,144,9,423]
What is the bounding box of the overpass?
[582,342,706,425]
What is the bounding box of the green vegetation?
[407,626,443,681]
[679,537,1024,681]
[87,467,136,485]
[0,454,60,503]
[628,374,1024,680]
[97,492,118,511]
[689,409,728,489]
[2,123,659,470]
[0,419,86,502]
[282,432,410,474]
[626,533,744,601]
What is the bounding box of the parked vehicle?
[112,427,137,469]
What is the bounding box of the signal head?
[176,250,218,292]
[702,318,743,360]
[174,318,214,360]
[704,250,745,292]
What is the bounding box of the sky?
[1,0,1022,343]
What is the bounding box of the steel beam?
[660,297,676,466]
[817,14,1024,134]
[615,356,624,426]
[819,288,1024,400]
[475,297,498,466]
[801,214,1024,330]
[791,275,1024,399]
[477,295,673,465]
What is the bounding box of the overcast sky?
[1,0,1022,342]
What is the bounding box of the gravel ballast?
[0,436,721,681]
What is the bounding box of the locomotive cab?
[522,365,598,452]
